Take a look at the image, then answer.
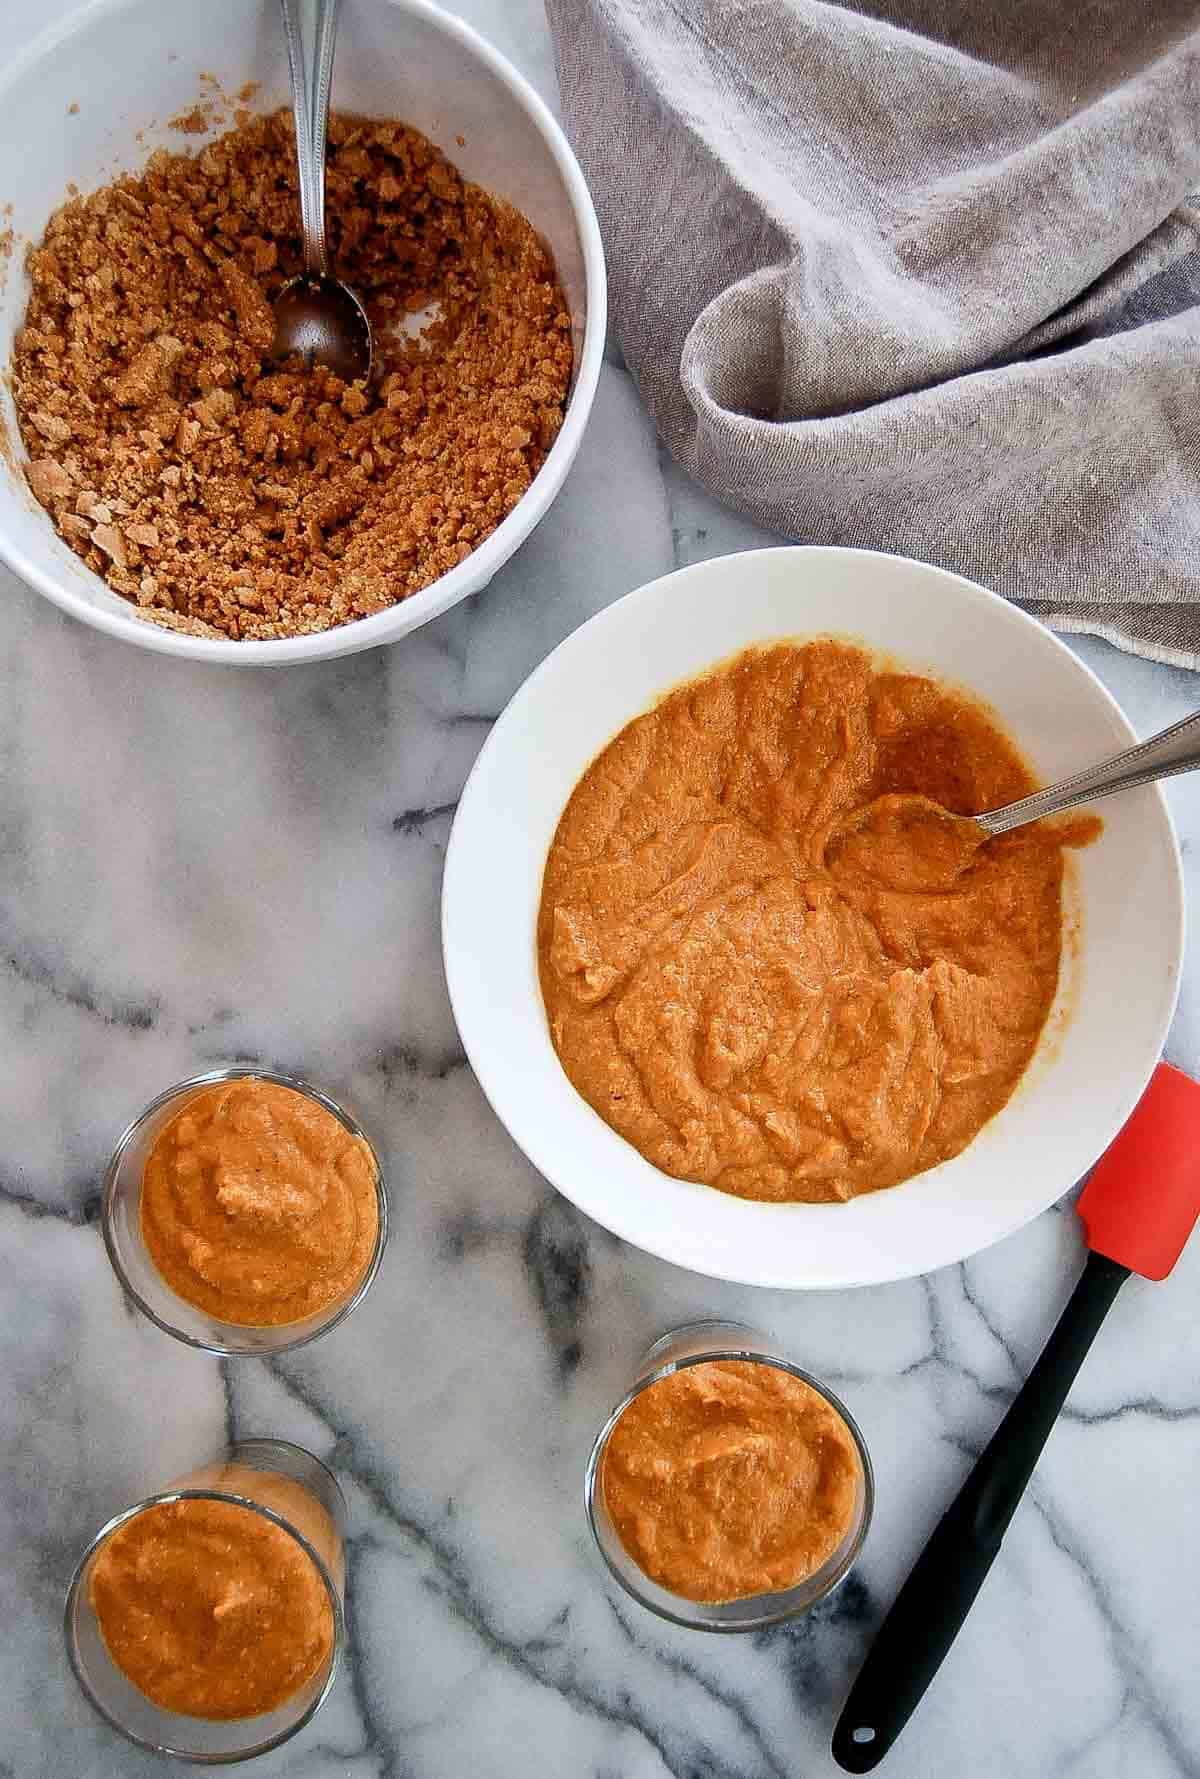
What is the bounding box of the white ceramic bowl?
[443,547,1184,1290]
[0,0,605,664]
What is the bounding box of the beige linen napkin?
[546,0,1200,668]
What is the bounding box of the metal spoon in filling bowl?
[271,0,373,383]
[828,705,1200,892]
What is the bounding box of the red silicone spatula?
[832,1062,1200,1772]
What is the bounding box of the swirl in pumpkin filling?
[538,641,1096,1203]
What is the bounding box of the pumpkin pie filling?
[601,1359,861,1603]
[88,1470,336,1719]
[538,640,1097,1203]
[140,1078,378,1326]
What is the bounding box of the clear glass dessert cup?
[584,1320,874,1632]
[101,1066,388,1356]
[65,1438,346,1763]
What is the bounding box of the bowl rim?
[442,544,1186,1289]
[0,0,607,666]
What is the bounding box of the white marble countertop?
[3,4,1198,1776]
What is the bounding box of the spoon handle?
[978,706,1200,836]
[280,0,342,279]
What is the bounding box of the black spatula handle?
[832,1250,1129,1772]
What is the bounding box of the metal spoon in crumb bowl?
[271,0,373,383]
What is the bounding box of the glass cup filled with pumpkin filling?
[102,1068,387,1355]
[65,1438,346,1761]
[585,1322,874,1630]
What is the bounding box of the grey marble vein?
[1,934,160,1032]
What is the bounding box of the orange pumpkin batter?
[89,1477,335,1719]
[602,1360,861,1602]
[141,1079,378,1326]
[538,640,1096,1203]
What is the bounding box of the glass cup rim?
[64,1468,346,1763]
[101,1065,389,1356]
[584,1341,875,1633]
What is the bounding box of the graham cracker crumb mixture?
[13,109,573,639]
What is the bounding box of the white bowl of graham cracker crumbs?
[0,0,605,663]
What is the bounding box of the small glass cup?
[65,1438,346,1763]
[102,1067,388,1356]
[585,1320,874,1632]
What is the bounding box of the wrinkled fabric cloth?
[546,0,1200,668]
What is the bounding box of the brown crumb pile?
[12,110,573,640]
